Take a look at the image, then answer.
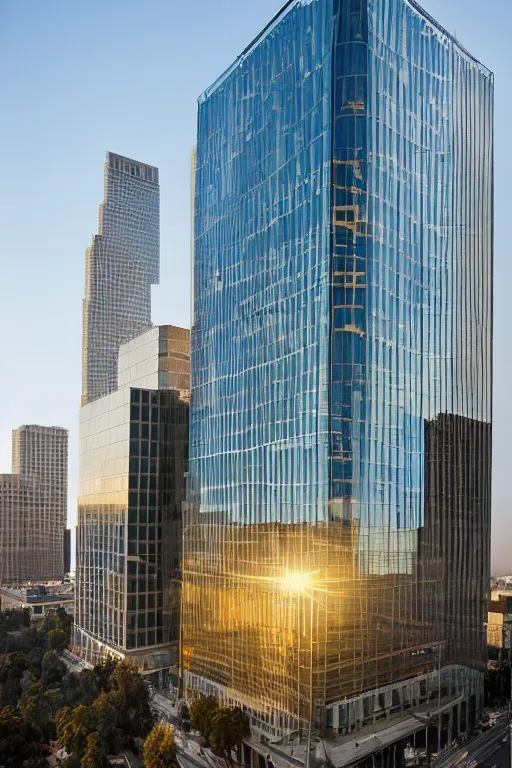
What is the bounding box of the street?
[150,691,227,768]
[478,741,509,768]
[435,723,510,767]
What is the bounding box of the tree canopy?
[189,695,250,757]
[189,695,219,745]
[47,628,68,653]
[82,731,109,768]
[143,721,176,768]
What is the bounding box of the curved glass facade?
[183,0,493,743]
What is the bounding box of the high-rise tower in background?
[81,152,160,406]
[183,0,493,756]
[76,151,189,685]
[0,425,68,584]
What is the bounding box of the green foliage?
[26,646,45,679]
[40,610,73,644]
[0,704,27,763]
[109,660,154,738]
[47,628,68,653]
[41,650,67,687]
[60,755,81,768]
[0,609,83,761]
[0,607,157,762]
[60,669,97,708]
[91,657,118,693]
[18,680,60,742]
[0,609,30,634]
[0,651,32,706]
[82,731,109,768]
[40,614,58,633]
[0,651,31,682]
[189,695,220,745]
[210,706,250,758]
[5,627,46,655]
[55,704,98,758]
[56,609,74,644]
[143,721,176,768]
[52,659,153,759]
[94,690,125,753]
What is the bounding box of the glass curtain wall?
[183,0,493,736]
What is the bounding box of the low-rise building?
[0,583,74,620]
[487,590,512,651]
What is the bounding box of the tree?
[55,705,97,758]
[5,628,45,655]
[189,695,219,745]
[0,652,31,706]
[94,690,124,753]
[0,609,30,633]
[20,668,37,694]
[0,704,27,763]
[143,722,176,768]
[27,647,45,679]
[109,661,154,738]
[82,731,109,768]
[18,680,60,742]
[0,652,31,682]
[60,670,97,709]
[209,706,249,758]
[47,628,67,653]
[41,650,67,687]
[92,658,118,693]
[60,756,81,768]
[55,609,74,644]
[228,706,250,762]
[40,614,58,633]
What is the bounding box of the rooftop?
[199,0,490,104]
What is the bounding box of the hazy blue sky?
[0,0,510,571]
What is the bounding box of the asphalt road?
[478,740,509,768]
[436,723,509,767]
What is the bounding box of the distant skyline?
[0,0,510,572]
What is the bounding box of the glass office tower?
[183,0,493,747]
[75,327,189,685]
[82,152,160,406]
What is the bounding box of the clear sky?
[0,0,510,572]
